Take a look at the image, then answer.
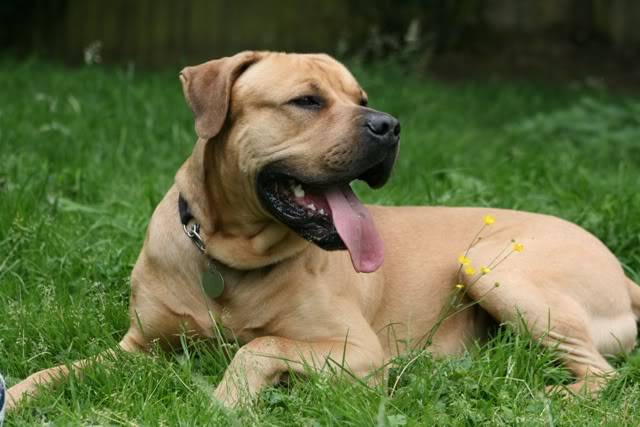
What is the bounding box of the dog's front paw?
[213,380,242,409]
[545,379,602,398]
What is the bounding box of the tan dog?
[8,51,640,409]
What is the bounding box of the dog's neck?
[175,148,309,270]
[202,219,309,270]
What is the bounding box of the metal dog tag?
[202,264,225,299]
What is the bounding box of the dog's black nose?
[365,113,400,143]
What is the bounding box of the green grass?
[1,58,639,425]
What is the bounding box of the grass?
[1,57,639,425]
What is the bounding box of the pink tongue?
[325,185,384,273]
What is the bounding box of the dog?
[8,51,640,409]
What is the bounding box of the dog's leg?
[7,248,213,410]
[6,328,146,411]
[464,272,617,394]
[627,277,640,319]
[542,330,612,395]
[6,286,195,411]
[214,333,385,407]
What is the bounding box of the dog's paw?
[545,380,601,399]
[213,382,241,409]
[544,383,571,397]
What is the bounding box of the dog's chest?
[188,278,288,343]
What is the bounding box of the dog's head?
[178,51,400,272]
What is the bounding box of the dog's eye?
[289,95,324,109]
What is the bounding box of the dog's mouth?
[257,161,392,273]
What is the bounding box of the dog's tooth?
[319,208,325,215]
[308,203,316,211]
[293,185,305,198]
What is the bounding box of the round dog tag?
[202,265,225,299]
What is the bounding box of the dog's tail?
[627,277,640,321]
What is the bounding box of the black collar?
[178,193,277,275]
[178,193,227,298]
[178,193,206,253]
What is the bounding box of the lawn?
[1,58,639,425]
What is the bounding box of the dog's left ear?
[179,51,262,140]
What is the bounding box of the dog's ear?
[179,51,262,140]
[176,51,263,233]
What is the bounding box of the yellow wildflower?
[464,266,476,276]
[483,215,495,225]
[458,254,471,266]
[455,283,464,290]
[513,242,524,253]
[480,266,491,274]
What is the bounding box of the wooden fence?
[4,0,640,66]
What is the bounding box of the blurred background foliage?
[2,0,640,87]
